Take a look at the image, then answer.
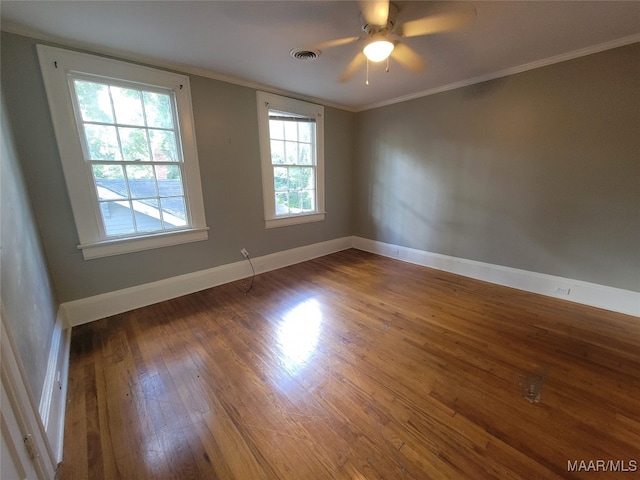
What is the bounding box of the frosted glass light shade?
[363,40,394,62]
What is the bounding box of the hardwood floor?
[57,249,640,479]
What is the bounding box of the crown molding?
[358,33,640,112]
[2,22,637,114]
[0,22,357,113]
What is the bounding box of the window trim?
[37,45,208,259]
[256,91,325,229]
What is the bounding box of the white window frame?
[37,45,208,259]
[257,91,325,229]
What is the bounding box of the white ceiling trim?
[360,33,640,111]
[2,22,638,114]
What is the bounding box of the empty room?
[1,1,638,479]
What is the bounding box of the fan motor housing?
[362,1,399,34]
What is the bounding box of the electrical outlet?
[240,248,249,258]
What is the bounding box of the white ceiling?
[2,1,639,111]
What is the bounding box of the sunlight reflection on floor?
[277,298,322,375]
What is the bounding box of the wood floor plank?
[57,249,640,479]
[62,356,89,480]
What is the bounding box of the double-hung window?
[38,45,207,259]
[257,91,324,228]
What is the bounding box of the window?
[257,91,324,228]
[37,45,207,259]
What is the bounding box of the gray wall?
[1,32,354,302]
[1,94,59,401]
[354,44,640,292]
[2,31,638,305]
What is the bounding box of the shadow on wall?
[364,109,566,270]
[368,139,439,249]
[366,130,505,261]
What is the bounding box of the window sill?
[265,212,325,229]
[78,227,209,260]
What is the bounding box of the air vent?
[290,48,320,61]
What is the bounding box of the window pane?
[289,190,302,210]
[160,197,187,227]
[302,168,315,189]
[126,164,156,199]
[298,143,312,165]
[101,200,135,236]
[84,124,122,160]
[271,165,316,217]
[285,141,298,165]
[149,130,179,162]
[143,91,173,129]
[134,199,163,232]
[303,190,315,211]
[93,164,127,200]
[284,121,298,141]
[275,192,289,215]
[111,86,145,126]
[273,166,288,191]
[269,119,284,140]
[270,140,285,164]
[156,165,183,197]
[119,127,151,161]
[299,122,312,143]
[288,167,305,190]
[74,80,113,123]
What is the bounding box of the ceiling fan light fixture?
[363,39,394,62]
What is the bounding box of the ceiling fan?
[312,1,476,84]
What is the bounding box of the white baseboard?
[61,236,353,327]
[1,306,58,478]
[61,234,638,327]
[38,311,70,463]
[353,237,640,317]
[246,236,352,274]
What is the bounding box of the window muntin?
[37,45,208,259]
[69,76,189,238]
[257,92,325,228]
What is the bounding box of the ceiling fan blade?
[359,0,389,26]
[313,36,361,51]
[391,43,426,73]
[399,8,477,38]
[340,51,367,83]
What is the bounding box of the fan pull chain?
[365,57,391,85]
[366,58,369,86]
